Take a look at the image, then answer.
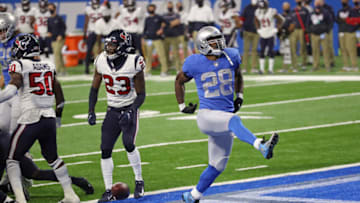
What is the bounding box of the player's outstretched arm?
[88,68,102,126]
[175,71,197,114]
[233,68,244,113]
[0,72,22,103]
[54,77,65,128]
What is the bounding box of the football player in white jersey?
[116,0,144,55]
[0,34,80,203]
[217,0,239,47]
[35,0,51,58]
[255,0,284,74]
[87,30,146,202]
[84,0,102,74]
[15,0,36,34]
[95,4,118,54]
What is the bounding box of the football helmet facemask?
[0,13,16,43]
[11,34,40,59]
[195,26,226,56]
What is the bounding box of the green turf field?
[12,60,360,202]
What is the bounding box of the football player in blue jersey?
[175,26,279,203]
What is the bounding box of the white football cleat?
[58,195,80,203]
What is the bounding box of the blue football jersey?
[182,48,242,112]
[0,34,18,86]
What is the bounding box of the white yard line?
[62,83,91,88]
[235,165,268,171]
[61,91,360,127]
[58,75,360,83]
[117,162,150,168]
[65,161,93,166]
[64,81,300,104]
[176,164,207,170]
[34,120,360,162]
[82,162,360,203]
[242,92,360,109]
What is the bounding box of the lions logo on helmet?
[11,34,40,59]
[195,26,226,56]
[0,13,16,43]
[104,29,133,58]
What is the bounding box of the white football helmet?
[195,26,226,56]
[0,13,16,43]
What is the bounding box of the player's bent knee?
[124,143,135,153]
[101,149,112,159]
[211,156,230,172]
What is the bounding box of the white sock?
[101,157,114,190]
[190,187,202,200]
[6,160,26,203]
[50,159,77,197]
[269,58,274,72]
[260,58,265,72]
[127,148,143,181]
[253,138,262,150]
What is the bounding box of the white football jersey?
[255,8,278,39]
[85,6,102,33]
[217,8,238,35]
[95,52,145,108]
[95,18,118,36]
[117,7,144,34]
[15,7,36,33]
[34,9,51,38]
[9,59,56,124]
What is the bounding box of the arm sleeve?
[0,84,17,103]
[182,56,194,78]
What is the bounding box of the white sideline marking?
[64,81,300,104]
[235,165,268,171]
[34,120,360,162]
[66,161,93,166]
[62,83,91,88]
[82,162,360,203]
[167,115,273,121]
[176,164,207,170]
[62,91,360,127]
[117,162,150,168]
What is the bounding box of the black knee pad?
[101,149,112,159]
[268,51,275,58]
[124,143,135,153]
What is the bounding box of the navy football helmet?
[21,0,31,12]
[257,0,268,9]
[11,34,40,59]
[91,0,100,9]
[39,0,48,13]
[104,29,133,57]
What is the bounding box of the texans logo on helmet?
[15,36,31,51]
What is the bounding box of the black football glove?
[119,109,134,126]
[233,97,243,113]
[181,103,197,114]
[88,111,96,125]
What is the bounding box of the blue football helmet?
[11,34,40,59]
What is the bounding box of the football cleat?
[72,177,94,194]
[259,133,279,159]
[134,180,144,199]
[182,192,199,203]
[98,190,115,202]
[58,194,80,203]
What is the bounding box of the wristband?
[236,93,244,99]
[178,103,186,111]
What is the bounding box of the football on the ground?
[111,182,130,200]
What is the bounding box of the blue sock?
[196,165,221,193]
[228,115,256,145]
